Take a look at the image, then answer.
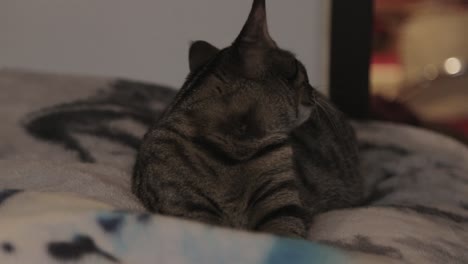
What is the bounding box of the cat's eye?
[285,60,299,81]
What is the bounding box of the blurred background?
[371,0,468,144]
[2,0,468,144]
[0,0,328,91]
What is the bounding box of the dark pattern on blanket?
[0,190,22,205]
[23,80,176,163]
[48,235,120,263]
[321,235,403,260]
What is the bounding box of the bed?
[0,69,467,264]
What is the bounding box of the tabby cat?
[133,0,363,239]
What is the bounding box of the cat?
[132,0,363,239]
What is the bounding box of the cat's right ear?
[189,41,220,72]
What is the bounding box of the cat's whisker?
[315,98,340,134]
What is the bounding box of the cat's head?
[171,0,316,138]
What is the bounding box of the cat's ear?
[189,41,220,72]
[235,0,277,48]
[231,0,278,78]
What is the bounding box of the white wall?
[0,0,328,90]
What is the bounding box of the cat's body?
[291,93,362,216]
[133,0,362,238]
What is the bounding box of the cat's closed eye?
[284,59,299,81]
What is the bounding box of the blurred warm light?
[444,57,463,75]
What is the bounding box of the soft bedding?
[0,69,467,263]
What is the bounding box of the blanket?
[0,68,467,263]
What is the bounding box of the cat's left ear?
[189,41,220,72]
